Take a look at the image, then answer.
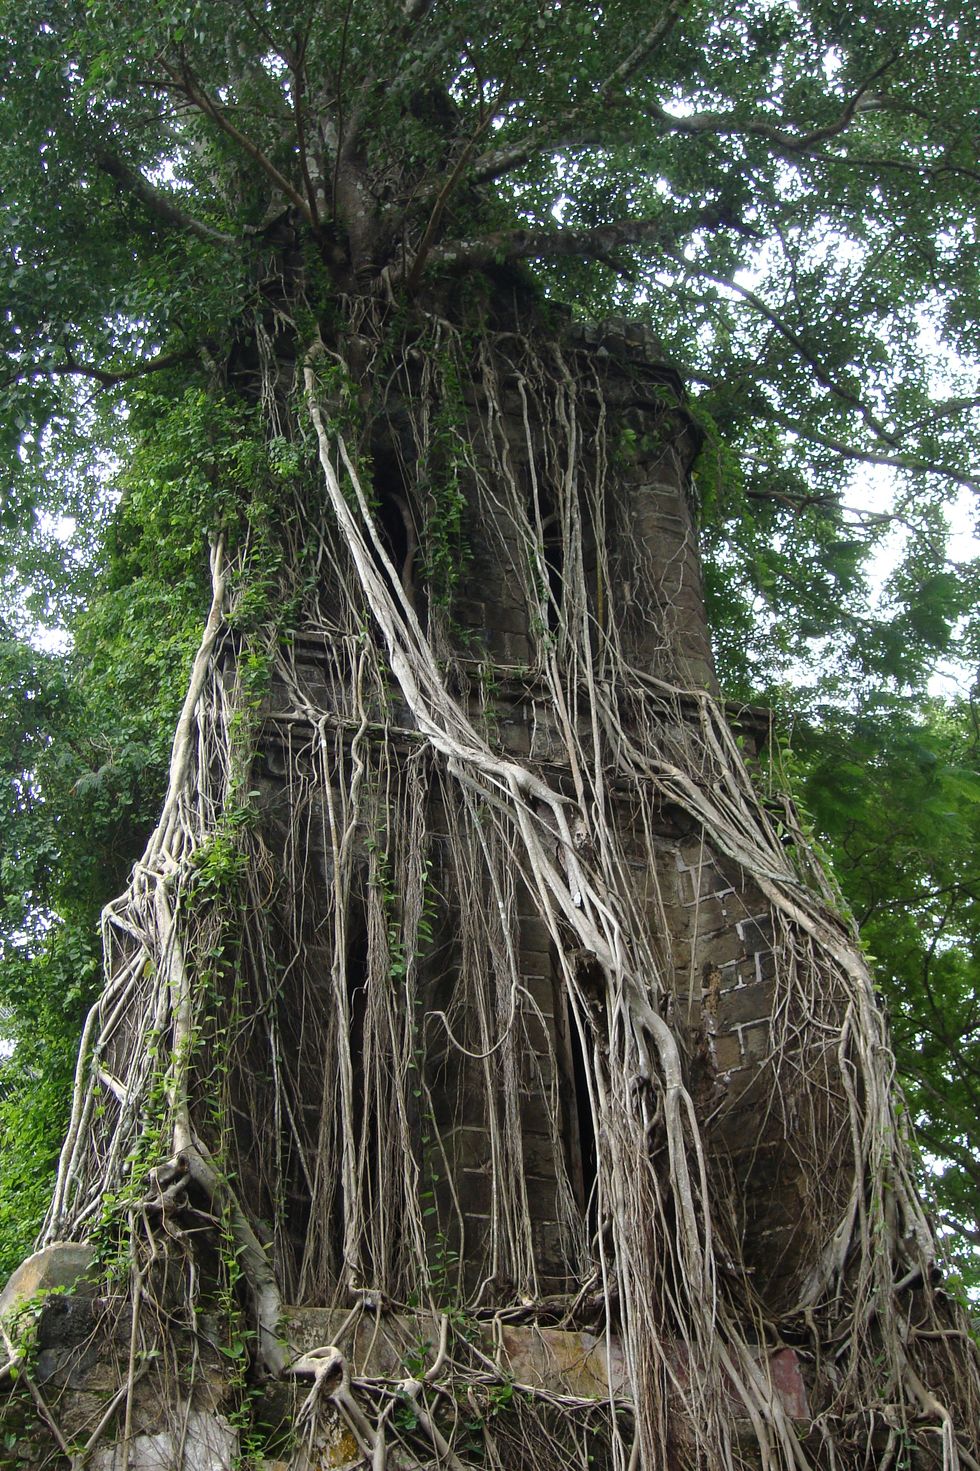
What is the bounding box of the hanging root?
[28,304,979,1471]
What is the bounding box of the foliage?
[795,693,980,1286]
[0,426,212,1274]
[0,0,977,1313]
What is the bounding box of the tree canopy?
[3,1,980,651]
[1,0,979,1291]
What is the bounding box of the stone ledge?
[281,1305,809,1421]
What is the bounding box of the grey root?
[4,303,978,1470]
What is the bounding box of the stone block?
[454,599,486,625]
[635,514,689,550]
[284,1307,428,1379]
[529,724,563,762]
[497,718,531,755]
[735,1025,774,1066]
[494,1323,628,1399]
[522,996,556,1038]
[522,1047,555,1089]
[742,1185,812,1238]
[458,1168,493,1214]
[527,1183,559,1232]
[34,1293,101,1388]
[686,894,738,936]
[280,1309,600,1406]
[518,972,556,1015]
[51,1388,116,1444]
[0,1242,98,1320]
[721,980,776,1027]
[712,1063,771,1115]
[520,1131,561,1177]
[635,483,689,514]
[90,1409,237,1471]
[753,949,778,985]
[519,915,554,954]
[736,915,774,950]
[721,952,763,990]
[520,1090,554,1134]
[493,604,531,635]
[667,939,694,977]
[671,989,702,1027]
[445,1125,492,1171]
[768,1348,809,1420]
[491,630,530,665]
[708,1032,743,1072]
[692,925,746,965]
[678,657,716,691]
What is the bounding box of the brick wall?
[227,316,837,1316]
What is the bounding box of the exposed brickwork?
[236,319,822,1312]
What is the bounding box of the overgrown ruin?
[2,298,978,1470]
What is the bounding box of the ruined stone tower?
[6,304,971,1471]
[246,313,830,1317]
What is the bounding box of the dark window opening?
[552,955,600,1244]
[566,994,599,1237]
[373,446,421,616]
[345,918,372,1235]
[530,487,564,631]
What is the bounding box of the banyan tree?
[1,3,979,1469]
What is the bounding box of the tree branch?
[92,146,237,247]
[468,128,603,187]
[159,57,316,228]
[239,2,321,226]
[597,0,687,96]
[456,19,666,190]
[762,408,980,495]
[911,394,980,428]
[937,1213,980,1248]
[4,343,199,391]
[291,57,321,227]
[467,51,900,193]
[240,1,297,67]
[912,1117,980,1192]
[415,214,681,277]
[669,255,902,446]
[834,151,980,189]
[648,51,901,156]
[687,367,980,495]
[464,3,684,188]
[406,64,517,290]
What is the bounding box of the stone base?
[1,1291,810,1469]
[286,1304,808,1419]
[89,1410,238,1471]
